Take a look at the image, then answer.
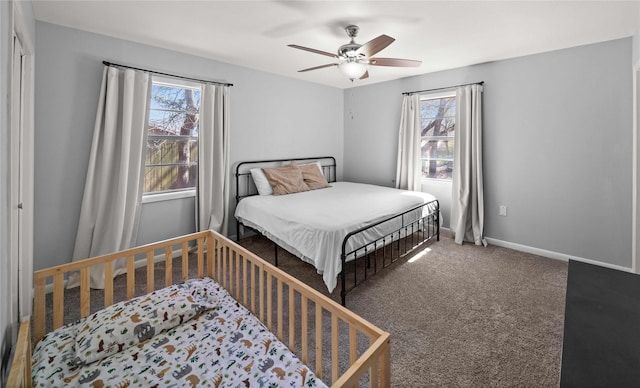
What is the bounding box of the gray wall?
[34,21,343,270]
[1,1,35,383]
[344,38,633,268]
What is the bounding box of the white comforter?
[235,182,438,292]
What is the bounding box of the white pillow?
[250,168,273,195]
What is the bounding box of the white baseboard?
[485,237,634,273]
[44,279,62,294]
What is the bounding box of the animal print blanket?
[32,278,327,387]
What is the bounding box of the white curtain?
[198,84,230,234]
[69,66,151,288]
[395,94,422,191]
[451,84,486,246]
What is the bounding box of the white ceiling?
[32,1,640,89]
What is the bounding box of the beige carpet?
[238,230,568,387]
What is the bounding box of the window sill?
[421,178,453,187]
[142,190,196,204]
[421,178,453,184]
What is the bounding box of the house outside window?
[420,92,456,181]
[145,79,201,195]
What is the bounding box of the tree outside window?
[420,94,456,180]
[145,81,201,193]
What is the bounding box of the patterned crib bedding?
[32,277,327,387]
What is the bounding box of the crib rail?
[7,320,31,388]
[27,230,390,387]
[209,232,390,386]
[33,231,209,343]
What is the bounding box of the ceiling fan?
[288,25,421,81]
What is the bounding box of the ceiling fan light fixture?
[339,59,367,80]
[289,25,419,81]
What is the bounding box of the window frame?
[143,76,202,200]
[419,90,457,182]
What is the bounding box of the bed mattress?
[31,278,326,387]
[235,181,438,292]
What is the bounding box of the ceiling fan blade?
[359,71,369,80]
[357,35,395,57]
[288,44,337,58]
[298,63,338,73]
[369,57,422,67]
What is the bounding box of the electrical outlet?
[499,205,507,217]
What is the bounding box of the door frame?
[10,2,34,321]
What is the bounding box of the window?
[420,92,456,180]
[145,79,201,194]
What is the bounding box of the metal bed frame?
[234,156,440,305]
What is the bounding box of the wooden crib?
[8,229,390,387]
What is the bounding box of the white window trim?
[419,90,456,101]
[153,75,201,90]
[142,189,196,204]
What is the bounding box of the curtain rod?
[402,81,484,96]
[102,61,233,87]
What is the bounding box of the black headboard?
[234,156,337,205]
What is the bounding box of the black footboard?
[339,199,440,306]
